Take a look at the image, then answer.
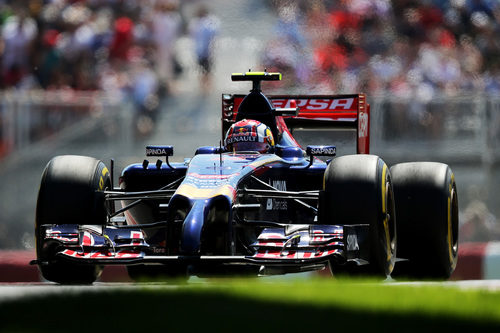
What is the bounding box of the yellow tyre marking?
[381,164,391,262]
[102,167,109,176]
[381,164,387,213]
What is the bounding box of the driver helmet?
[225,119,275,153]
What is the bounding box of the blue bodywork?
[120,147,327,257]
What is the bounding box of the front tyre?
[391,162,458,280]
[36,155,111,284]
[322,155,396,277]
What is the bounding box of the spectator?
[150,0,182,94]
[109,16,134,62]
[129,50,160,137]
[1,8,37,88]
[189,5,219,93]
[263,2,313,89]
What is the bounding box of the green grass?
[1,278,500,332]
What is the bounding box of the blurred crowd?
[264,0,500,98]
[0,0,219,154]
[0,0,218,92]
[2,0,499,97]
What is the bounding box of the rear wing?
[222,94,370,154]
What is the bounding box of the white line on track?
[391,279,500,291]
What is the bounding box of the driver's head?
[225,119,274,153]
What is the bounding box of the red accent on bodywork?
[276,116,301,147]
[82,232,93,246]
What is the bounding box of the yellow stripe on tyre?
[381,164,391,262]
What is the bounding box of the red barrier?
[450,243,486,280]
[0,251,40,282]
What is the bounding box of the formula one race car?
[33,72,459,284]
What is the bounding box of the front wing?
[34,223,371,274]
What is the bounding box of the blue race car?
[33,72,459,283]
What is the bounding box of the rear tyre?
[36,155,110,284]
[390,162,458,280]
[322,155,396,278]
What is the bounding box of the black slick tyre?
[36,155,111,284]
[322,154,396,277]
[390,162,458,280]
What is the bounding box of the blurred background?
[0,0,499,250]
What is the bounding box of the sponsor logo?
[272,98,355,111]
[153,247,166,254]
[309,146,336,156]
[226,135,257,144]
[266,180,288,211]
[99,167,108,190]
[147,148,169,156]
[146,146,173,156]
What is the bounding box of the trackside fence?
[0,90,131,160]
[1,91,499,166]
[370,95,500,166]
